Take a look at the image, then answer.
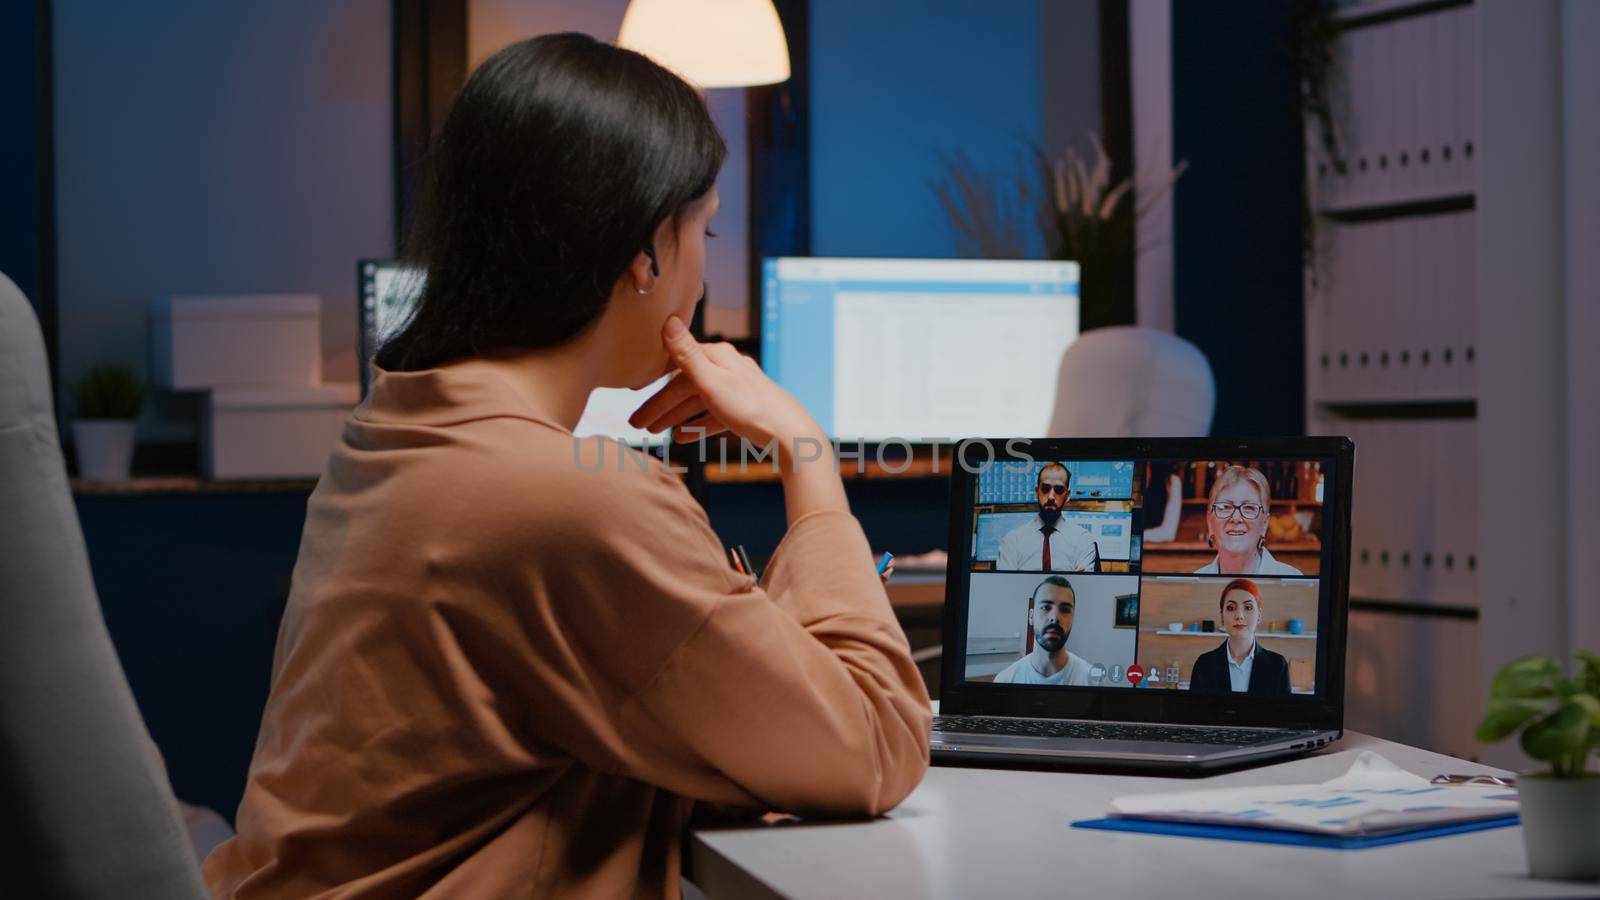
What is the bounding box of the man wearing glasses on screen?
[995,462,1098,572]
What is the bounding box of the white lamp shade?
[617,0,791,89]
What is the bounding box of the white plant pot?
[1518,773,1600,881]
[73,419,137,481]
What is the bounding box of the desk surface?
[689,729,1589,900]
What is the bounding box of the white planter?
[73,419,138,481]
[1518,773,1600,881]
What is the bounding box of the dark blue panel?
[1172,0,1306,436]
[704,476,951,561]
[0,0,41,304]
[77,491,309,823]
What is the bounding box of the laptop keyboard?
[933,716,1321,747]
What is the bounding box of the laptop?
[931,436,1354,772]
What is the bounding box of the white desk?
[688,730,1595,899]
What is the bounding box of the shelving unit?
[1303,0,1482,758]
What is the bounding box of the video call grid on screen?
[358,260,665,444]
[759,257,1080,442]
[958,456,1334,698]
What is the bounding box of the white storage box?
[202,383,359,480]
[151,294,321,389]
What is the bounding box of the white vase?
[73,419,137,481]
[1518,773,1600,881]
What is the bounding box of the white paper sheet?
[1107,752,1518,836]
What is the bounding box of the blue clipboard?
[1071,814,1520,850]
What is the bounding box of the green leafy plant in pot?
[1477,652,1600,880]
[72,364,143,481]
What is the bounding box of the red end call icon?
[1126,664,1145,686]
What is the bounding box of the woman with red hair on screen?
[1187,578,1292,695]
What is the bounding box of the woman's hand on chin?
[628,316,823,454]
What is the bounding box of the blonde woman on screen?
[1195,465,1302,576]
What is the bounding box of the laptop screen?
[952,447,1342,704]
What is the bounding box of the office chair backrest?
[1047,326,1215,438]
[0,273,208,897]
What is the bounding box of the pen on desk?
[1431,774,1517,787]
[876,552,894,575]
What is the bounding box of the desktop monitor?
[759,257,1080,442]
[357,259,665,444]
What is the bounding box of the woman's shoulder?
[1258,549,1303,575]
[497,431,689,513]
[397,419,691,535]
[1258,643,1291,664]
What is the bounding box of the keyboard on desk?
[933,716,1320,747]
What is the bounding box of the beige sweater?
[204,360,932,898]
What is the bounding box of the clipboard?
[1070,814,1519,850]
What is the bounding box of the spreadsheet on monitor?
[760,258,1080,442]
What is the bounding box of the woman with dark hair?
[206,34,930,898]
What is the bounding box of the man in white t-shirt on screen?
[993,577,1095,685]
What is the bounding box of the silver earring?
[635,283,652,295]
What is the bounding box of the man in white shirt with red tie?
[995,462,1098,572]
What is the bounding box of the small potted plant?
[1476,652,1600,881]
[73,363,144,481]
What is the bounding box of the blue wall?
[809,1,1047,258]
[52,0,392,434]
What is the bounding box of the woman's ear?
[627,247,657,295]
